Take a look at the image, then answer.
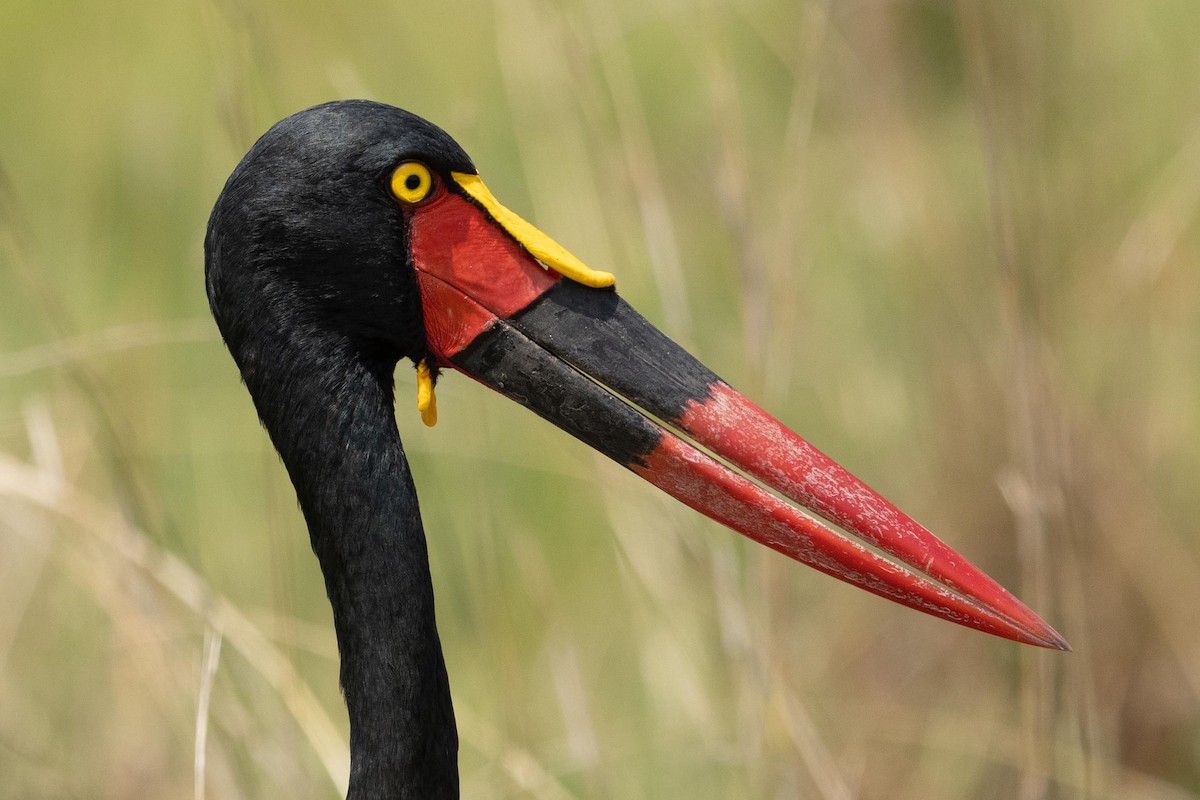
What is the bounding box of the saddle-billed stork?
[205,100,1066,799]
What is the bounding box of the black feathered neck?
[205,101,468,799]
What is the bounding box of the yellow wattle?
[416,360,437,427]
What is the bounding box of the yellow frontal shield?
[451,172,616,289]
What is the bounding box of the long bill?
[405,170,1069,651]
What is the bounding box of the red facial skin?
[409,187,557,362]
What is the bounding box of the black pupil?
[405,173,422,192]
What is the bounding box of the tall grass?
[1,1,1197,797]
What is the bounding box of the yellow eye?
[390,161,434,204]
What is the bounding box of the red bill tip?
[676,382,1067,648]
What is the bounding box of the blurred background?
[1,0,1197,797]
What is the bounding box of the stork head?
[205,100,1068,651]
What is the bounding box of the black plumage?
[206,101,468,799]
[205,98,1066,800]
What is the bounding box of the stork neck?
[244,333,458,799]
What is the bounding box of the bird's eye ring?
[390,161,435,205]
